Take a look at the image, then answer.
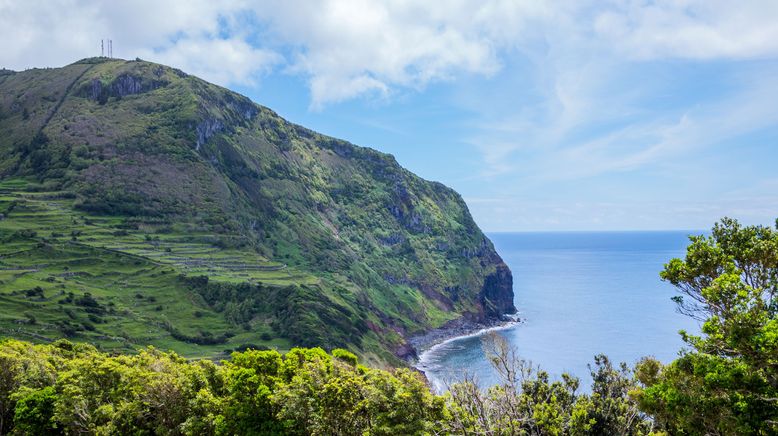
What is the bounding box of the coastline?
[407,314,521,391]
[409,315,520,356]
[408,313,521,360]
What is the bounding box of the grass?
[0,178,437,364]
[0,178,303,357]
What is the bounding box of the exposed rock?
[444,285,460,302]
[378,232,404,246]
[111,74,145,96]
[86,74,168,102]
[195,118,224,150]
[395,342,418,360]
[479,262,516,319]
[225,95,258,121]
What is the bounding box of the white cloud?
[454,0,778,176]
[3,1,778,105]
[467,196,778,232]
[593,0,778,60]
[0,0,277,87]
[466,67,778,183]
[253,1,506,107]
[0,1,514,104]
[139,38,281,87]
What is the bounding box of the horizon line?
[485,229,709,234]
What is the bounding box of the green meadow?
[0,178,310,357]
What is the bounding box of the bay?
[418,231,702,392]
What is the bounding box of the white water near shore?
[415,320,520,392]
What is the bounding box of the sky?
[2,0,777,231]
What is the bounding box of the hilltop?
[0,57,514,364]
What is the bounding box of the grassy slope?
[0,178,297,358]
[0,58,513,365]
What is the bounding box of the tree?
[442,332,650,435]
[222,349,284,435]
[635,217,778,434]
[584,355,649,435]
[12,386,60,435]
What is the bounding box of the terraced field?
[0,178,319,356]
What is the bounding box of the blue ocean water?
[418,231,702,392]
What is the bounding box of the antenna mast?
[100,38,114,58]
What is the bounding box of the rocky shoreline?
[405,313,521,362]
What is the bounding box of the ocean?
[417,231,702,392]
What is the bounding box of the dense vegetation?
[0,58,514,363]
[635,218,778,434]
[0,335,650,436]
[0,339,443,435]
[0,217,774,434]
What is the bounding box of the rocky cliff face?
[480,263,515,319]
[0,57,515,362]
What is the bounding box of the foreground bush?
[442,333,654,435]
[0,336,656,435]
[0,341,444,435]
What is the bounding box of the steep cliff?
[0,58,514,363]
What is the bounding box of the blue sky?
[2,1,777,231]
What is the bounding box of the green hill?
[0,57,514,364]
